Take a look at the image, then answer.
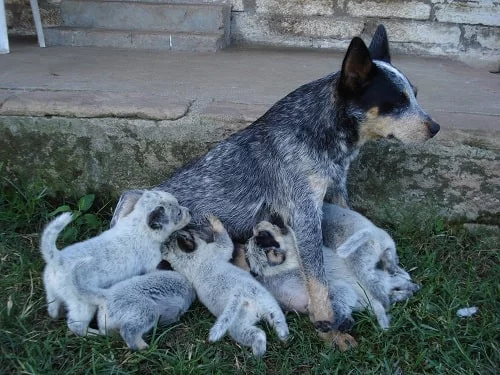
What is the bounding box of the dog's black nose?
[428,120,440,137]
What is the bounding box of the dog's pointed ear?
[110,190,144,228]
[338,37,374,95]
[369,24,391,63]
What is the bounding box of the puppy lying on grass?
[245,206,420,332]
[164,216,289,357]
[40,190,191,336]
[77,269,195,350]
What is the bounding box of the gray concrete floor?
[1,37,499,132]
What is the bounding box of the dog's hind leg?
[229,323,267,357]
[44,273,63,319]
[262,302,289,341]
[66,299,97,336]
[120,322,151,351]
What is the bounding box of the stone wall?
[6,0,499,67]
[230,0,500,69]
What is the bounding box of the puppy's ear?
[369,24,391,63]
[336,229,372,258]
[338,37,375,96]
[110,190,144,228]
[255,230,280,249]
[148,206,167,230]
[269,213,289,235]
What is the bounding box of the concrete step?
[60,0,230,34]
[44,27,228,52]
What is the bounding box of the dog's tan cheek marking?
[306,278,334,325]
[359,113,430,145]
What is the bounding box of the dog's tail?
[40,212,73,263]
[335,229,372,258]
[208,293,245,342]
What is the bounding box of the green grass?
[0,178,498,375]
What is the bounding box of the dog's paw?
[313,320,332,333]
[318,331,358,352]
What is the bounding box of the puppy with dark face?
[164,216,289,357]
[40,190,191,337]
[246,207,419,336]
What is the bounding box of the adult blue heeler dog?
[113,25,440,350]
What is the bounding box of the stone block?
[366,20,460,45]
[256,0,334,16]
[347,0,430,20]
[61,0,229,33]
[462,25,500,50]
[231,12,363,46]
[434,0,500,27]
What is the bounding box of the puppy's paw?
[318,331,358,352]
[251,332,267,357]
[336,316,355,333]
[275,324,290,342]
[207,215,224,233]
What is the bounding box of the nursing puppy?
[321,203,420,330]
[115,25,439,348]
[40,190,191,336]
[246,208,419,332]
[78,270,195,350]
[164,216,289,357]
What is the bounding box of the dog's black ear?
[110,190,144,228]
[338,37,375,96]
[148,206,167,230]
[255,230,280,249]
[269,213,289,235]
[369,24,391,63]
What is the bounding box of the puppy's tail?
[208,293,245,342]
[40,212,73,263]
[336,229,372,258]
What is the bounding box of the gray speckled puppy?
[40,190,191,337]
[246,206,419,332]
[164,216,289,357]
[82,270,195,350]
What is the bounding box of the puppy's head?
[111,190,191,240]
[337,24,440,145]
[245,216,299,277]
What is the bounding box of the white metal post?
[29,0,45,47]
[0,0,9,54]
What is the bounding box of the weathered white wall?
[230,0,500,69]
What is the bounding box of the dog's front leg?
[292,207,357,351]
[324,179,349,208]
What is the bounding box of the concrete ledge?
[1,111,498,227]
[0,90,191,120]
